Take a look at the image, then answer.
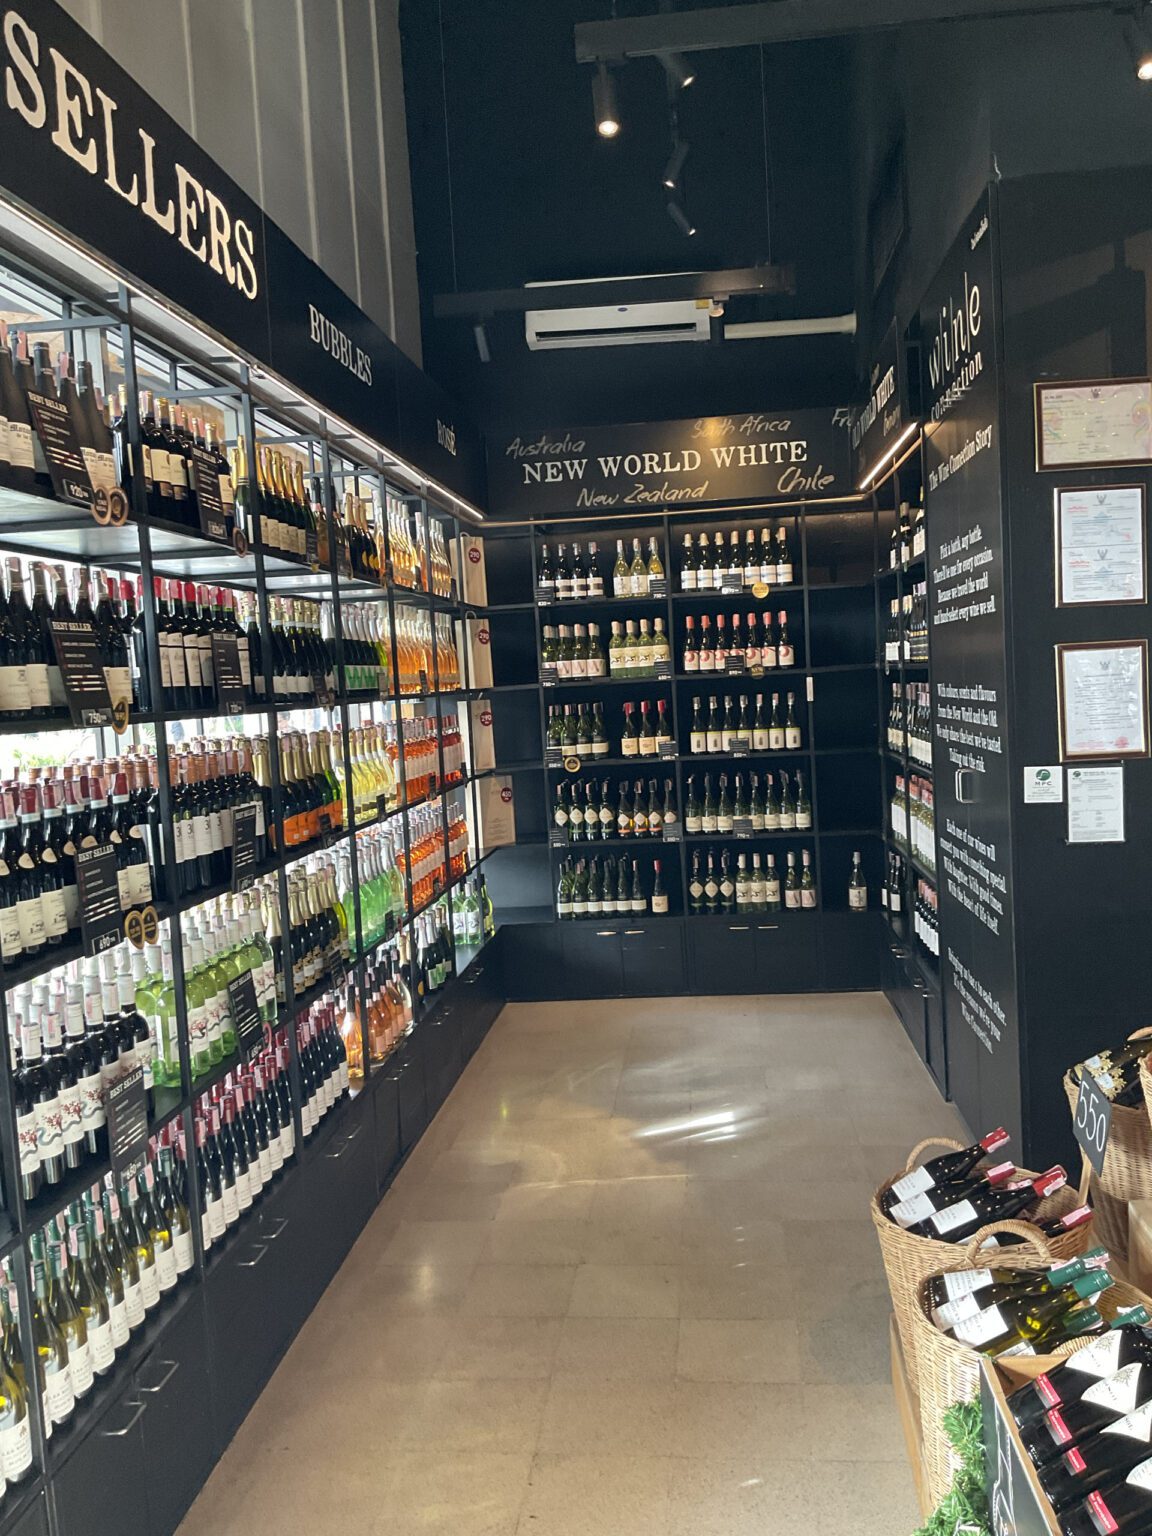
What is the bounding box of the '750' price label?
[1074,1070,1112,1175]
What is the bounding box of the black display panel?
[921,188,1021,1145]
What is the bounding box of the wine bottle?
[1060,1455,1152,1535]
[948,1271,1113,1355]
[1009,1328,1152,1430]
[916,1168,1068,1242]
[883,1128,1011,1214]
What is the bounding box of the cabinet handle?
[237,1243,269,1268]
[102,1398,146,1437]
[594,930,617,937]
[260,1216,289,1240]
[138,1358,180,1394]
[756,925,780,932]
[344,1123,363,1144]
[623,929,645,936]
[728,925,750,932]
[327,1139,348,1160]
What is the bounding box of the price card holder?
[329,958,348,993]
[231,804,259,893]
[76,842,123,957]
[657,743,678,762]
[724,656,746,676]
[50,619,115,726]
[662,822,683,843]
[107,1064,149,1185]
[653,660,673,679]
[548,827,569,848]
[229,973,264,1058]
[648,577,668,598]
[536,585,554,605]
[1074,1070,1112,1175]
[211,635,247,716]
[720,582,743,596]
[545,748,564,767]
[26,391,94,505]
[729,736,750,757]
[732,816,754,839]
[311,670,335,709]
[189,444,229,541]
[305,527,319,570]
[376,793,391,822]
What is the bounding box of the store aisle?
[178,993,967,1536]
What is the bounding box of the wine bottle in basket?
[880,1127,1011,1215]
[1060,1455,1152,1535]
[1039,1396,1152,1512]
[912,1168,1069,1243]
[981,1205,1092,1248]
[947,1271,1113,1356]
[1009,1326,1152,1431]
[887,1160,1016,1230]
[927,1247,1107,1330]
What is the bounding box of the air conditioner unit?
[525,298,710,350]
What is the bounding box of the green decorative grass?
[915,1400,991,1536]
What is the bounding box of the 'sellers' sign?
[486,409,852,518]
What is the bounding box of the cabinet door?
[821,911,881,991]
[137,1299,214,1536]
[208,1230,290,1450]
[5,1491,49,1536]
[373,1071,401,1190]
[882,943,927,1061]
[561,926,623,998]
[422,1002,463,1113]
[311,1110,377,1271]
[393,1035,428,1153]
[925,984,947,1097]
[688,921,758,994]
[52,1389,149,1536]
[619,924,686,996]
[754,916,821,992]
[503,924,564,1001]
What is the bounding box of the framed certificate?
[1055,484,1146,606]
[1056,640,1150,761]
[1036,379,1152,470]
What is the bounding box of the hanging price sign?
[1073,1071,1112,1175]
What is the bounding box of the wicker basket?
[912,1221,1149,1509]
[871,1138,1092,1399]
[1063,1033,1152,1260]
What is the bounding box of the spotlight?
[661,140,689,190]
[1129,7,1152,77]
[592,62,621,138]
[666,199,696,238]
[658,50,696,89]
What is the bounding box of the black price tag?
[328,958,348,993]
[26,391,94,505]
[724,656,746,676]
[657,741,678,760]
[211,634,247,716]
[647,577,668,598]
[311,670,335,708]
[653,660,673,679]
[189,444,229,541]
[231,803,259,893]
[305,526,319,569]
[545,748,564,766]
[1074,1070,1112,1175]
[376,794,391,822]
[548,826,569,847]
[729,736,750,756]
[228,972,264,1058]
[662,822,683,843]
[732,816,754,839]
[107,1064,149,1185]
[536,585,555,605]
[76,842,123,957]
[720,582,743,596]
[49,618,114,726]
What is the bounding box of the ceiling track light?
[592,61,621,137]
[1129,6,1152,77]
[658,50,696,89]
[666,198,696,238]
[662,139,689,190]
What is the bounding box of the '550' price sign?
[1074,1070,1112,1175]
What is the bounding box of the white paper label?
[174,1227,194,1274]
[1127,1456,1152,1490]
[139,1259,160,1310]
[1068,1331,1124,1378]
[44,1364,74,1424]
[155,1243,178,1293]
[0,1415,32,1480]
[124,1279,145,1329]
[88,1319,115,1373]
[952,1305,1007,1346]
[1084,1363,1147,1415]
[69,1338,93,1398]
[108,1296,129,1349]
[889,1190,937,1228]
[941,1268,994,1302]
[929,1198,978,1236]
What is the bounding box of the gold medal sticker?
[564,756,581,773]
[751,581,769,600]
[111,698,131,735]
[124,905,159,950]
[107,487,130,526]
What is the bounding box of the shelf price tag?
[107,1064,149,1186]
[231,804,259,893]
[305,527,319,570]
[548,827,569,848]
[648,577,668,598]
[653,660,673,679]
[1074,1070,1112,1175]
[311,669,335,709]
[211,635,247,716]
[25,391,94,506]
[328,958,348,993]
[49,618,115,726]
[720,582,743,596]
[662,822,683,843]
[658,741,678,760]
[189,445,230,541]
[732,816,754,838]
[76,842,123,957]
[229,972,264,1058]
[729,735,750,756]
[545,748,564,766]
[724,656,746,676]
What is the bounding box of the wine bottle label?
[1067,1331,1125,1379]
[40,885,68,940]
[1085,1364,1148,1415]
[201,1211,213,1253]
[122,1277,145,1328]
[126,859,153,909]
[188,1002,209,1050]
[88,1319,115,1374]
[769,730,784,750]
[77,1068,105,1132]
[115,865,135,912]
[937,1267,994,1302]
[849,888,868,911]
[193,813,214,861]
[0,1415,32,1481]
[151,446,171,487]
[652,893,669,914]
[208,1193,226,1241]
[36,1096,63,1164]
[777,564,793,584]
[1127,1457,1152,1491]
[0,664,30,713]
[7,420,34,471]
[58,1082,83,1147]
[155,1243,179,1293]
[718,814,734,833]
[779,645,795,666]
[686,814,702,834]
[108,1296,129,1348]
[930,1198,978,1236]
[168,637,187,689]
[183,638,203,689]
[69,1338,94,1398]
[222,1180,240,1227]
[621,739,638,757]
[15,1108,38,1175]
[1103,1400,1152,1443]
[174,1227,195,1274]
[784,888,800,909]
[765,880,780,902]
[952,1304,1007,1346]
[44,1364,74,1424]
[105,665,132,711]
[801,889,817,909]
[752,729,769,751]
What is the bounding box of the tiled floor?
[177,991,968,1536]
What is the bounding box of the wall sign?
[1067,765,1126,844]
[1056,640,1149,761]
[851,321,914,489]
[1036,378,1152,469]
[0,1,486,509]
[486,409,852,518]
[921,188,1023,1149]
[1054,485,1146,606]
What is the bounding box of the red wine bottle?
[881,1127,1010,1214]
[1040,1398,1152,1511]
[1061,1457,1152,1534]
[913,1167,1067,1242]
[888,1160,1016,1230]
[1010,1328,1152,1430]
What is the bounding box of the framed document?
[1056,640,1150,761]
[1055,484,1146,606]
[1036,379,1152,470]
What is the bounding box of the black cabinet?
[308,1106,377,1279]
[4,1492,48,1536]
[755,917,821,991]
[505,924,564,1001]
[882,939,927,1062]
[457,948,503,1059]
[207,1226,292,1450]
[620,924,686,996]
[53,1390,149,1536]
[561,925,624,997]
[422,1000,463,1113]
[925,984,947,1097]
[689,920,759,994]
[137,1301,214,1536]
[391,1033,428,1153]
[821,911,881,990]
[373,1071,401,1190]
